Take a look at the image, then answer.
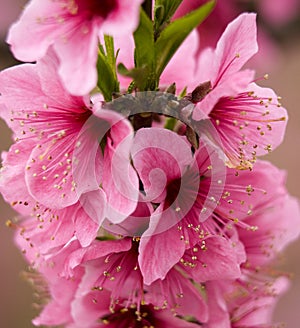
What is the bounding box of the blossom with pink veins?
[188,13,287,168]
[191,12,258,117]
[1,140,104,252]
[129,127,298,285]
[70,299,204,328]
[130,127,253,284]
[7,0,143,95]
[235,162,300,268]
[67,238,209,326]
[0,49,139,230]
[27,237,209,327]
[201,82,287,168]
[199,163,300,327]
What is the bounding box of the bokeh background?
[0,1,299,327]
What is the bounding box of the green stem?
[142,0,153,20]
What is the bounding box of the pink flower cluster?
[1,2,299,327]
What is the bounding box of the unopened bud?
[191,81,212,103]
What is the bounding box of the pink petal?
[239,195,300,267]
[6,0,67,61]
[211,13,258,85]
[54,21,99,95]
[0,140,36,216]
[73,201,103,247]
[95,110,139,223]
[204,82,287,167]
[194,69,255,118]
[231,276,290,326]
[193,13,258,117]
[131,128,193,201]
[146,268,209,323]
[205,281,231,328]
[25,133,97,209]
[219,160,287,222]
[102,197,152,237]
[33,299,73,326]
[160,30,199,92]
[139,205,186,285]
[37,47,90,104]
[181,236,245,281]
[66,239,132,275]
[101,0,143,36]
[0,63,45,136]
[71,289,112,327]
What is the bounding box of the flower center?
[68,0,118,18]
[101,304,157,327]
[164,177,182,210]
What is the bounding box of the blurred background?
[0,1,300,327]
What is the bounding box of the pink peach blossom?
[192,13,258,117]
[130,127,248,284]
[30,237,208,327]
[65,238,208,324]
[1,140,101,252]
[0,49,139,230]
[189,13,287,168]
[7,0,143,95]
[234,161,300,267]
[130,127,295,284]
[202,83,287,168]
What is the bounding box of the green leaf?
[96,36,119,101]
[155,0,215,77]
[117,63,150,91]
[97,50,119,102]
[154,0,183,32]
[104,35,116,73]
[133,8,157,90]
[134,9,155,69]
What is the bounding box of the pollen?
[246,185,254,194]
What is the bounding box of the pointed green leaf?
[132,8,158,90]
[154,0,183,29]
[134,9,155,69]
[104,35,116,71]
[97,50,119,102]
[117,63,150,91]
[155,0,215,77]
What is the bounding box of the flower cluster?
[1,1,299,327]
